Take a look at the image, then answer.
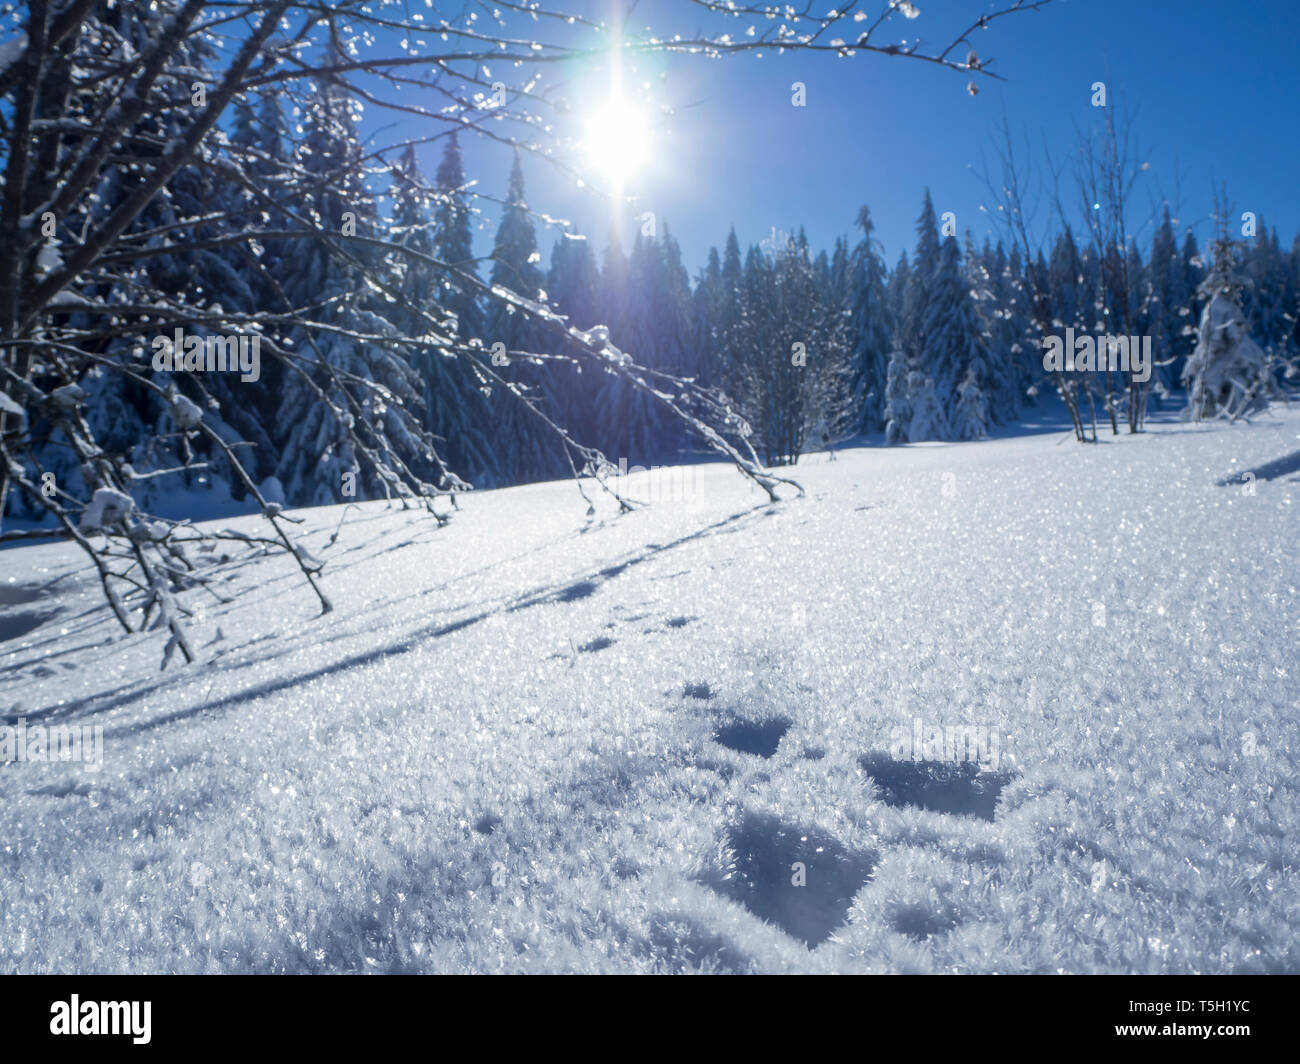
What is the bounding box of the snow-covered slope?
[2,411,1298,973]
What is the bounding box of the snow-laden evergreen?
[849,207,893,433]
[903,369,945,442]
[1182,237,1273,422]
[952,366,990,441]
[921,234,987,434]
[486,152,566,485]
[273,66,427,506]
[882,349,911,446]
[899,190,941,367]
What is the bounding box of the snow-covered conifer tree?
[1146,207,1185,399]
[273,56,429,505]
[594,230,665,462]
[883,349,911,445]
[389,144,496,489]
[432,132,484,344]
[900,191,940,363]
[486,152,566,484]
[922,234,986,434]
[1183,234,1273,421]
[952,366,990,441]
[849,206,893,433]
[905,370,945,442]
[722,234,852,464]
[546,233,604,435]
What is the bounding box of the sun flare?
[582,100,651,185]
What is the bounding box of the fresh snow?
[2,410,1298,973]
[77,488,135,533]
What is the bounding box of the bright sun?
[582,100,651,186]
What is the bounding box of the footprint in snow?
[712,715,791,759]
[701,811,875,949]
[858,752,1016,822]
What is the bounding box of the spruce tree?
[273,60,427,506]
[432,132,484,343]
[692,246,725,392]
[952,366,990,441]
[593,229,664,463]
[1147,207,1183,397]
[848,206,892,433]
[900,189,940,363]
[545,233,603,437]
[390,143,496,489]
[486,151,564,484]
[883,349,911,445]
[921,235,985,435]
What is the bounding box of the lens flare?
[582,99,651,185]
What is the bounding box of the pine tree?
[1183,228,1271,421]
[273,59,427,505]
[713,227,745,395]
[19,0,262,514]
[723,234,852,463]
[390,143,496,489]
[546,232,603,436]
[921,234,985,434]
[692,245,725,392]
[593,229,663,462]
[905,370,944,442]
[1241,225,1292,362]
[900,190,940,362]
[952,366,990,441]
[432,132,484,343]
[485,151,565,484]
[227,89,293,424]
[649,226,698,456]
[883,348,911,445]
[848,206,892,433]
[888,250,911,335]
[965,233,1019,424]
[1146,207,1183,399]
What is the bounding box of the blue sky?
[435,0,1300,273]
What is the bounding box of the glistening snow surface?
[2,412,1298,973]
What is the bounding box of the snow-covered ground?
[2,409,1298,973]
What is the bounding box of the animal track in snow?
[703,811,875,948]
[712,715,790,759]
[858,752,1015,822]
